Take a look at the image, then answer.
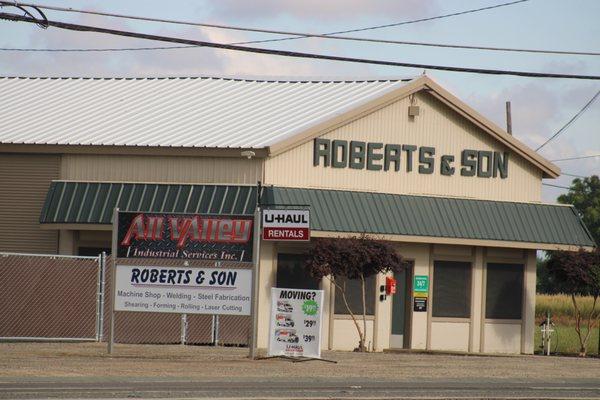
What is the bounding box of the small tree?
[558,175,599,245]
[546,248,600,356]
[305,235,405,352]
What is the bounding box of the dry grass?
[536,294,598,322]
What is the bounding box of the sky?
[0,0,598,203]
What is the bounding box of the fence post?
[180,314,187,345]
[108,208,119,355]
[98,252,106,342]
[214,315,220,346]
[94,253,103,342]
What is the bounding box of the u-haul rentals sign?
[262,209,310,241]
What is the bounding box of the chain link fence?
[0,252,102,341]
[106,256,251,345]
[0,252,251,346]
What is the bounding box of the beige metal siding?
[0,154,59,253]
[264,92,542,202]
[61,155,262,184]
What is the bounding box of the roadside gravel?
[1,342,598,381]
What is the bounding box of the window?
[334,275,376,316]
[432,260,471,318]
[276,253,319,290]
[485,263,523,319]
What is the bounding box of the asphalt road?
[1,378,599,399]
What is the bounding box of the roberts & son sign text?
[313,138,508,178]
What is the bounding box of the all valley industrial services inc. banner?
[117,211,254,262]
[268,288,324,358]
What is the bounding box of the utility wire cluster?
[0,0,599,57]
[0,11,599,81]
[2,0,599,57]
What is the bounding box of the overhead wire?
[252,0,532,39]
[1,0,599,56]
[536,89,600,151]
[542,183,572,189]
[550,154,600,162]
[1,12,600,81]
[11,3,47,28]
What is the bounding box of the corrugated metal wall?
[61,154,262,184]
[264,92,542,203]
[0,154,59,253]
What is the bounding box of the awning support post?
[249,182,262,359]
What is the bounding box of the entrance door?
[389,265,412,348]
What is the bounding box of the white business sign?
[268,287,323,358]
[114,265,252,315]
[262,209,310,241]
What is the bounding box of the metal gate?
[0,252,102,341]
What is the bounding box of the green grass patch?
[535,294,600,356]
[534,324,599,356]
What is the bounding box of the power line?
[561,172,587,178]
[236,0,535,47]
[551,154,600,162]
[542,183,571,189]
[3,39,597,56]
[2,12,600,81]
[536,89,600,151]
[2,1,599,56]
[3,0,533,32]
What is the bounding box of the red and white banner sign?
[262,209,310,241]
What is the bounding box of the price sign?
[268,288,323,358]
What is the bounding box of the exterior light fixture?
[241,150,256,159]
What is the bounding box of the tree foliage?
[306,235,405,281]
[305,235,406,351]
[538,175,599,295]
[558,175,600,245]
[545,248,600,356]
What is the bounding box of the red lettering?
[121,214,147,246]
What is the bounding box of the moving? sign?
[268,288,323,358]
[262,209,310,241]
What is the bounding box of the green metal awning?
[40,182,258,224]
[266,187,595,248]
[41,181,595,249]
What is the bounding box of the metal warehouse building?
[0,75,594,354]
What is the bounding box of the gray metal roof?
[0,76,410,148]
[40,181,595,248]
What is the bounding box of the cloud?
[205,0,439,22]
[467,83,559,147]
[465,80,599,204]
